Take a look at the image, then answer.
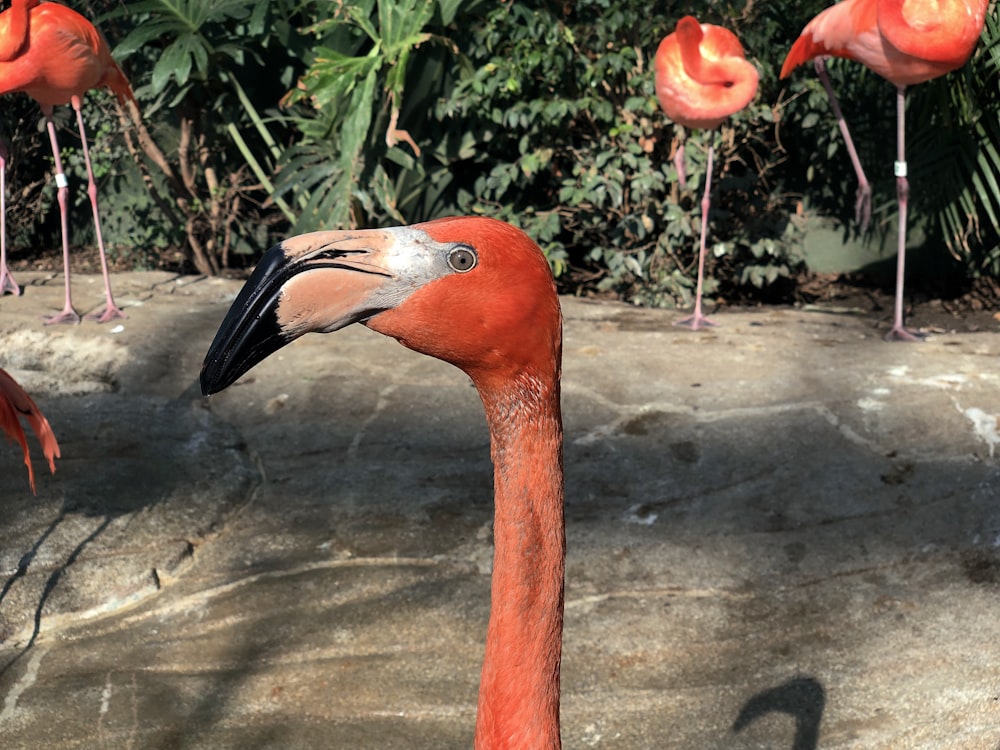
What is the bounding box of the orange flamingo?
[1,366,59,493]
[0,0,136,323]
[202,217,565,749]
[654,16,759,330]
[781,0,989,341]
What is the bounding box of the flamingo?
[781,0,989,341]
[0,0,136,323]
[654,16,759,330]
[1,366,59,493]
[201,217,565,749]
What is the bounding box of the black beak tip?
[200,352,238,396]
[200,303,291,397]
[199,365,225,397]
[199,243,298,397]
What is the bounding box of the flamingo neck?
[0,0,33,62]
[878,0,988,66]
[474,372,565,750]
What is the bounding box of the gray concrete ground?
[1,270,1000,749]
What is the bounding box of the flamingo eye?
[448,246,478,273]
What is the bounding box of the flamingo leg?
[814,57,872,230]
[0,139,21,296]
[675,138,717,331]
[41,106,80,325]
[70,95,125,323]
[886,86,922,342]
[673,138,687,190]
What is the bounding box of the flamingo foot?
[883,324,924,343]
[44,306,81,325]
[0,268,20,296]
[86,303,127,323]
[673,312,718,331]
[855,183,872,232]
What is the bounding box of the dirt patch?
[790,271,1000,334]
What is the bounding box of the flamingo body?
[1,367,59,493]
[202,217,565,749]
[0,0,135,322]
[0,0,134,108]
[780,0,987,86]
[654,16,758,330]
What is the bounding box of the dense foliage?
[1,0,998,306]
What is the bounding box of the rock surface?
[1,270,999,749]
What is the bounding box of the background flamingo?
[654,15,759,330]
[781,0,989,341]
[1,366,58,493]
[0,0,136,323]
[201,217,565,749]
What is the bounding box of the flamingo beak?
[200,227,445,395]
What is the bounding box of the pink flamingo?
[202,217,565,748]
[781,0,989,341]
[0,0,136,323]
[654,16,759,330]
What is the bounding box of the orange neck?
[877,0,988,65]
[0,0,37,62]
[474,373,565,750]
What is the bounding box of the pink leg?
[0,139,21,296]
[42,107,80,325]
[675,139,717,331]
[885,86,922,343]
[673,138,687,190]
[814,57,872,230]
[71,96,125,323]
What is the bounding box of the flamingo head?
[200,216,562,396]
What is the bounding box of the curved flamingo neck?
[677,19,720,84]
[474,372,565,750]
[0,0,36,62]
[670,17,759,128]
[877,0,988,65]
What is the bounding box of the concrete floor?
[1,270,1000,749]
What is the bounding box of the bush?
[280,0,805,307]
[3,0,998,304]
[107,0,306,275]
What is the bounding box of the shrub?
[107,0,306,274]
[4,0,997,304]
[432,0,804,306]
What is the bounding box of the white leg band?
[55,173,69,189]
[893,160,907,178]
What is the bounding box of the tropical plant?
[428,0,803,306]
[916,12,1000,278]
[105,0,305,274]
[274,0,467,232]
[4,0,997,308]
